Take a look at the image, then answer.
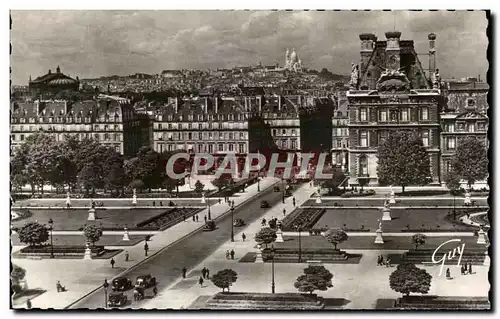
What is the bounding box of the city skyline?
[10,10,488,85]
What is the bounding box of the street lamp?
[48,218,54,259]
[281,177,285,204]
[207,196,212,220]
[271,244,276,293]
[257,176,261,192]
[103,279,109,308]
[295,224,302,263]
[230,203,235,242]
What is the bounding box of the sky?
[10,10,488,85]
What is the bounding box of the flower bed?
[340,190,376,198]
[212,292,320,302]
[136,208,202,231]
[281,208,326,231]
[20,244,105,255]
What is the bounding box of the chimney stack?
[205,97,208,113]
[175,97,178,113]
[428,33,437,80]
[278,96,282,111]
[385,31,402,71]
[215,97,218,113]
[359,33,377,89]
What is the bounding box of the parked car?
[135,274,156,289]
[112,277,133,291]
[203,220,216,231]
[260,200,270,208]
[273,186,280,192]
[233,219,245,227]
[108,292,127,307]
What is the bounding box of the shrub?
[17,222,49,246]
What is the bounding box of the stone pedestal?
[382,207,392,221]
[316,196,322,204]
[255,250,264,263]
[477,228,487,244]
[132,195,137,205]
[464,192,471,205]
[66,193,71,207]
[123,227,130,241]
[87,208,96,221]
[374,229,384,244]
[83,243,92,260]
[201,193,206,204]
[484,251,490,266]
[275,229,284,243]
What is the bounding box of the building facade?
[347,31,442,186]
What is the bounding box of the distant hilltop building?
[284,48,303,72]
[29,66,80,96]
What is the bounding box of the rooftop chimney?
[428,33,437,80]
[385,31,402,71]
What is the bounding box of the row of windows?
[357,130,431,148]
[271,128,298,136]
[156,122,247,130]
[11,132,123,142]
[156,143,247,154]
[12,124,123,132]
[332,128,348,137]
[156,131,248,141]
[443,122,487,133]
[358,107,430,122]
[158,113,247,122]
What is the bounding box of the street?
[70,184,286,309]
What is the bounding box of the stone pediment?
[376,69,410,93]
[456,111,488,120]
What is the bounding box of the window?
[291,139,296,149]
[272,129,277,136]
[209,132,213,139]
[422,131,429,147]
[446,161,452,173]
[281,140,287,149]
[20,134,24,141]
[188,123,192,129]
[158,123,162,130]
[379,110,387,122]
[188,132,192,140]
[115,146,120,153]
[104,133,110,141]
[360,108,367,121]
[359,156,368,176]
[291,129,296,136]
[401,109,409,121]
[446,123,455,132]
[239,143,245,154]
[198,123,202,129]
[468,123,475,133]
[228,144,234,152]
[219,132,223,140]
[336,128,342,137]
[208,144,213,153]
[240,132,244,139]
[360,131,368,147]
[229,132,233,140]
[421,107,428,121]
[198,144,203,153]
[282,129,286,135]
[447,137,456,150]
[218,144,224,152]
[199,132,202,140]
[178,123,183,129]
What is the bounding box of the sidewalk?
[12,177,280,309]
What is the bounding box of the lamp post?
[103,279,109,308]
[257,176,261,192]
[271,244,276,294]
[281,177,285,204]
[48,218,54,259]
[207,196,212,220]
[230,203,235,242]
[295,224,302,263]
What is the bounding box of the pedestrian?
[125,251,129,262]
[153,201,156,207]
[204,215,207,223]
[206,268,210,279]
[183,214,186,222]
[218,198,221,204]
[133,289,139,301]
[230,249,235,260]
[202,267,207,279]
[283,208,286,217]
[461,264,465,275]
[182,267,187,278]
[110,258,115,269]
[196,215,199,222]
[469,263,473,275]
[386,257,391,267]
[56,281,62,292]
[380,255,384,266]
[226,250,230,259]
[192,215,196,222]
[153,285,158,297]
[446,268,451,279]
[293,197,296,207]
[199,276,204,287]
[26,299,32,309]
[144,243,149,257]
[377,255,381,266]
[262,218,266,226]
[242,233,246,242]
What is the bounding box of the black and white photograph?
[9,9,490,311]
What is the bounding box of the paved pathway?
[12,177,280,309]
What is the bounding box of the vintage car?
[203,220,216,231]
[233,219,245,227]
[260,200,270,208]
[108,292,128,307]
[135,274,157,289]
[112,277,133,291]
[273,186,280,192]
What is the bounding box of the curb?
[64,180,280,309]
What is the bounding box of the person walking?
[125,251,129,262]
[195,215,199,222]
[182,267,187,279]
[242,233,246,242]
[153,285,158,297]
[293,197,296,207]
[218,198,221,204]
[204,215,207,223]
[469,263,473,275]
[446,268,451,279]
[206,268,210,279]
[192,215,196,222]
[386,257,391,267]
[201,267,207,279]
[199,276,204,287]
[226,250,230,259]
[26,299,32,309]
[110,258,115,269]
[377,255,381,266]
[144,243,149,257]
[183,214,186,222]
[230,249,235,260]
[283,208,286,217]
[461,264,465,275]
[262,218,266,226]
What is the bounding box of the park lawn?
[14,198,215,208]
[277,235,484,251]
[313,208,479,232]
[11,234,144,247]
[11,208,177,230]
[302,198,488,207]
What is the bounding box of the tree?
[389,263,432,297]
[445,171,462,195]
[194,180,205,195]
[452,137,488,188]
[294,265,333,294]
[254,227,277,248]
[83,225,103,246]
[11,264,27,294]
[129,179,145,192]
[17,222,49,246]
[211,269,238,292]
[163,177,177,195]
[319,167,346,194]
[78,163,102,195]
[323,229,348,250]
[105,165,127,196]
[412,233,426,250]
[11,173,29,192]
[212,177,229,191]
[378,131,430,193]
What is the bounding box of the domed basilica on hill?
[284,48,303,72]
